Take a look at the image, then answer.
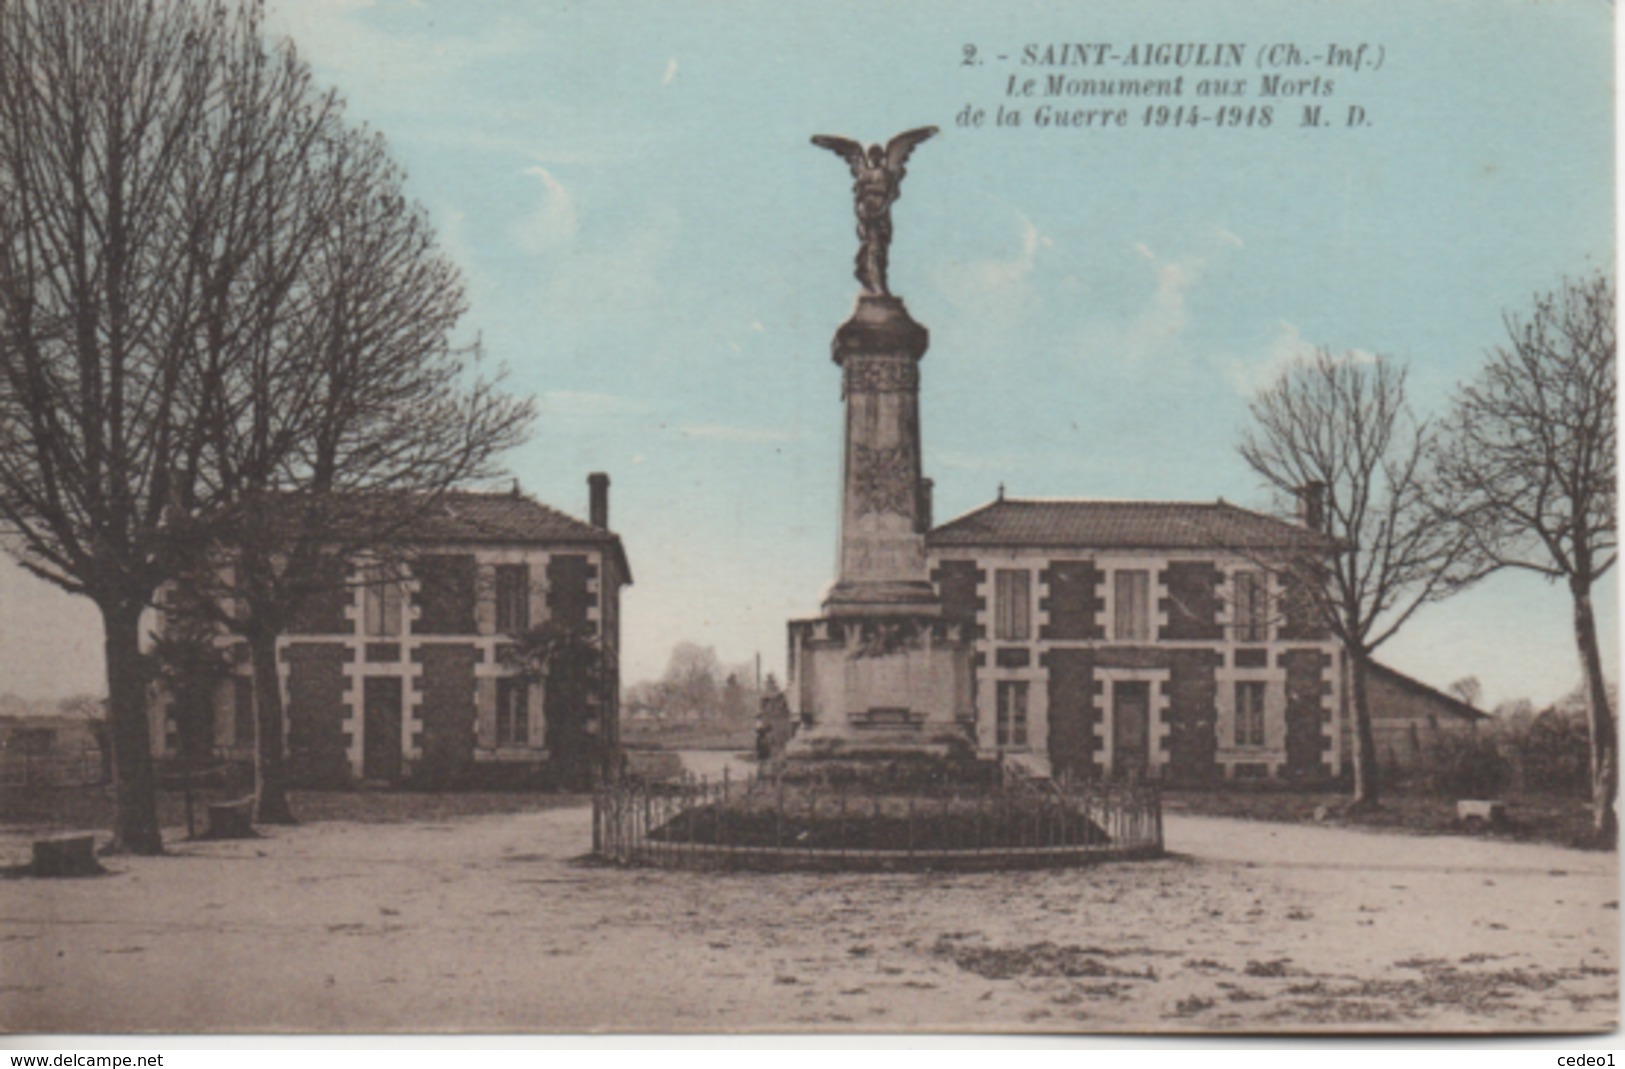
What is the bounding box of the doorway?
[363,676,403,782]
[1112,681,1151,780]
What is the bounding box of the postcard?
[0,0,1615,1038]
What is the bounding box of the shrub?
[1422,732,1510,799]
[1505,708,1592,797]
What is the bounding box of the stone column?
[823,294,941,618]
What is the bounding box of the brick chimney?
[588,472,610,529]
[916,477,934,534]
[1296,481,1326,532]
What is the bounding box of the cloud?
[267,0,526,98]
[264,1,552,161]
[1222,320,1316,395]
[1142,256,1201,345]
[678,423,794,444]
[1075,223,1253,370]
[662,58,679,86]
[1219,321,1379,396]
[1077,247,1206,368]
[516,166,579,253]
[930,211,1051,326]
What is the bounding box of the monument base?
[821,579,942,618]
[784,613,976,762]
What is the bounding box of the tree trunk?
[101,601,164,854]
[1570,579,1617,844]
[1348,649,1381,810]
[248,627,297,825]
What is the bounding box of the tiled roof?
[927,497,1329,551]
[403,491,616,545]
[403,492,631,583]
[1368,662,1490,722]
[269,489,631,582]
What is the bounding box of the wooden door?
[363,677,403,782]
[1112,681,1150,780]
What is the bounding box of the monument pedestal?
[785,614,974,760]
[784,295,975,763]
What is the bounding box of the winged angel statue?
[811,126,938,295]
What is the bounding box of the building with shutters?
[147,475,631,787]
[923,492,1348,783]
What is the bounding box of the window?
[495,564,530,634]
[994,569,1031,641]
[363,568,403,636]
[1235,681,1266,748]
[233,676,255,748]
[1234,570,1267,642]
[1114,570,1151,641]
[496,677,530,746]
[996,681,1029,748]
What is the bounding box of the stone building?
[148,476,631,787]
[924,492,1346,783]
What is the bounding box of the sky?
[0,0,1616,710]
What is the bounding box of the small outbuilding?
[1352,661,1490,776]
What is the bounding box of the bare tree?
[0,0,532,844]
[1239,350,1467,809]
[1431,273,1616,840]
[0,0,320,852]
[660,642,723,723]
[1447,676,1483,710]
[172,114,532,824]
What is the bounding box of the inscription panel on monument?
[842,535,928,581]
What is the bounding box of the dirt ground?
[0,804,1615,1035]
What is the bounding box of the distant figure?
[811,126,938,295]
[756,683,793,761]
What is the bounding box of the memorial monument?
[785,127,977,762]
[588,128,1161,872]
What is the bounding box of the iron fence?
[591,766,1163,871]
[0,746,104,789]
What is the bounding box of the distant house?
[923,489,1473,785]
[147,475,631,788]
